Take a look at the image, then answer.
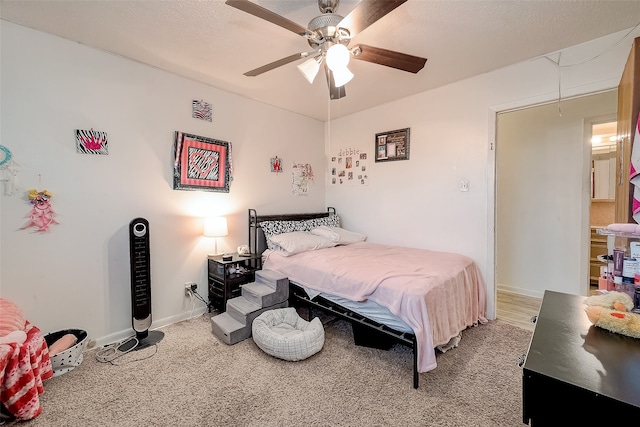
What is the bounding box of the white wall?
[497,91,617,298]
[0,21,325,346]
[3,19,640,345]
[327,28,640,318]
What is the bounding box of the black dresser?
[522,290,640,425]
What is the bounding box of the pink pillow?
[48,334,78,356]
[0,298,26,336]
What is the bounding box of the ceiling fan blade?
[324,63,346,100]
[244,52,313,77]
[338,0,407,36]
[225,0,309,36]
[351,44,427,73]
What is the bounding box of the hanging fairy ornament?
[21,189,58,232]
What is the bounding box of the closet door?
[615,36,640,223]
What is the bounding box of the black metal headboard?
[248,207,337,255]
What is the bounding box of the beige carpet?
[13,314,532,426]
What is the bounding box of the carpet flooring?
[12,314,533,426]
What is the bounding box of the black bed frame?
[248,208,420,388]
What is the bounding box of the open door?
[615,36,640,223]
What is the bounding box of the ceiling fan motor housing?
[318,0,340,13]
[307,14,350,49]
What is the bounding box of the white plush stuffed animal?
[584,290,640,339]
[585,306,640,339]
[584,291,634,312]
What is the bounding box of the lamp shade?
[203,217,228,237]
[332,66,354,87]
[297,56,321,84]
[326,44,350,71]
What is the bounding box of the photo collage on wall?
[330,147,369,186]
[291,163,314,196]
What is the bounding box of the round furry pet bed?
[252,307,324,361]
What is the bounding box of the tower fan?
[120,217,164,352]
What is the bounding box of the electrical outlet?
[184,282,197,297]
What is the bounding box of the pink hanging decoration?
[630,112,640,223]
[21,189,58,232]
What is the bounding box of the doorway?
[589,119,617,291]
[495,90,618,299]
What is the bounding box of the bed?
[248,208,487,388]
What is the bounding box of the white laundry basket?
[44,329,88,377]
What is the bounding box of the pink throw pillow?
[0,298,26,336]
[48,334,78,356]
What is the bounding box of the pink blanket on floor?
[263,242,487,372]
[0,322,53,420]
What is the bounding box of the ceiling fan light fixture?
[332,65,354,87]
[226,0,428,99]
[297,56,322,84]
[326,43,350,71]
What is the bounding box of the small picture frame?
[192,100,212,122]
[375,128,410,162]
[173,131,230,192]
[76,128,108,155]
[270,156,283,172]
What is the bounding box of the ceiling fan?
[225,0,427,99]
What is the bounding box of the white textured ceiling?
[2,0,640,121]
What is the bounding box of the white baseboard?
[87,306,209,350]
[496,283,544,299]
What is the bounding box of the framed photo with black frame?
[375,128,410,162]
[173,131,231,192]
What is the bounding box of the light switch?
[460,180,469,192]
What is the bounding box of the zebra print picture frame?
[76,128,108,155]
[172,131,230,193]
[192,100,212,122]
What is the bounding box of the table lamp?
[204,216,228,257]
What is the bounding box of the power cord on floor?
[95,336,158,366]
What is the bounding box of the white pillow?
[259,215,341,250]
[268,231,337,256]
[310,226,367,245]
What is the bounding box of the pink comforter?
[263,242,487,372]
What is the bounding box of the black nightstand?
[522,290,640,424]
[207,253,262,313]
